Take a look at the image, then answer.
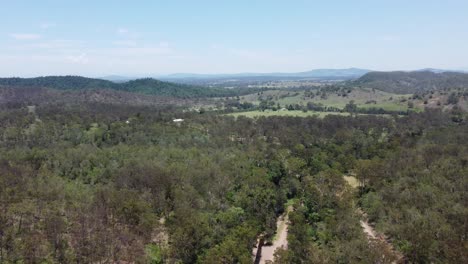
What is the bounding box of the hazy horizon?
[2,66,468,79]
[2,0,468,77]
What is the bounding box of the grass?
[358,101,409,112]
[237,87,418,112]
[227,110,353,118]
[343,176,360,188]
[227,110,399,119]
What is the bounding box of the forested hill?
[118,78,251,98]
[0,76,263,98]
[352,71,468,94]
[0,76,119,90]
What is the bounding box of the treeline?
[343,100,411,115]
[0,76,269,98]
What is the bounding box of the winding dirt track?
[253,206,292,264]
[360,219,377,239]
[344,175,404,263]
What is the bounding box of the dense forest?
[0,95,466,263]
[0,76,268,98]
[0,86,192,108]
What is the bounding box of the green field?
[227,109,401,118]
[228,110,353,118]
[238,87,416,112]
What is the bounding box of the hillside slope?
[353,71,468,94]
[0,76,261,98]
[0,86,190,107]
[0,76,118,90]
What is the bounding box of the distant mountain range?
[158,68,371,80]
[3,69,467,100]
[415,68,467,74]
[100,68,468,83]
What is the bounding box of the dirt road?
[253,206,292,264]
[344,175,403,263]
[360,219,377,239]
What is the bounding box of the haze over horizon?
[2,0,468,77]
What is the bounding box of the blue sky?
[1,0,468,77]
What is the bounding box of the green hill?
[0,76,118,90]
[118,78,254,98]
[0,76,263,98]
[353,71,468,94]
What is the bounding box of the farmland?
[237,87,415,112]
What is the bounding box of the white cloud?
[107,42,172,56]
[113,40,137,47]
[112,46,172,56]
[159,41,169,48]
[10,33,42,40]
[117,28,129,35]
[210,44,221,49]
[379,35,401,41]
[40,23,56,30]
[115,27,141,39]
[66,53,89,64]
[31,39,82,49]
[229,48,261,59]
[295,49,306,54]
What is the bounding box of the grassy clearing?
[227,110,399,118]
[227,110,352,118]
[237,87,416,112]
[343,175,360,188]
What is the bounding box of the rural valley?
[1,1,467,263]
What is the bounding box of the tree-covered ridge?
[0,76,267,98]
[0,76,119,90]
[353,70,468,94]
[0,86,192,108]
[118,78,264,98]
